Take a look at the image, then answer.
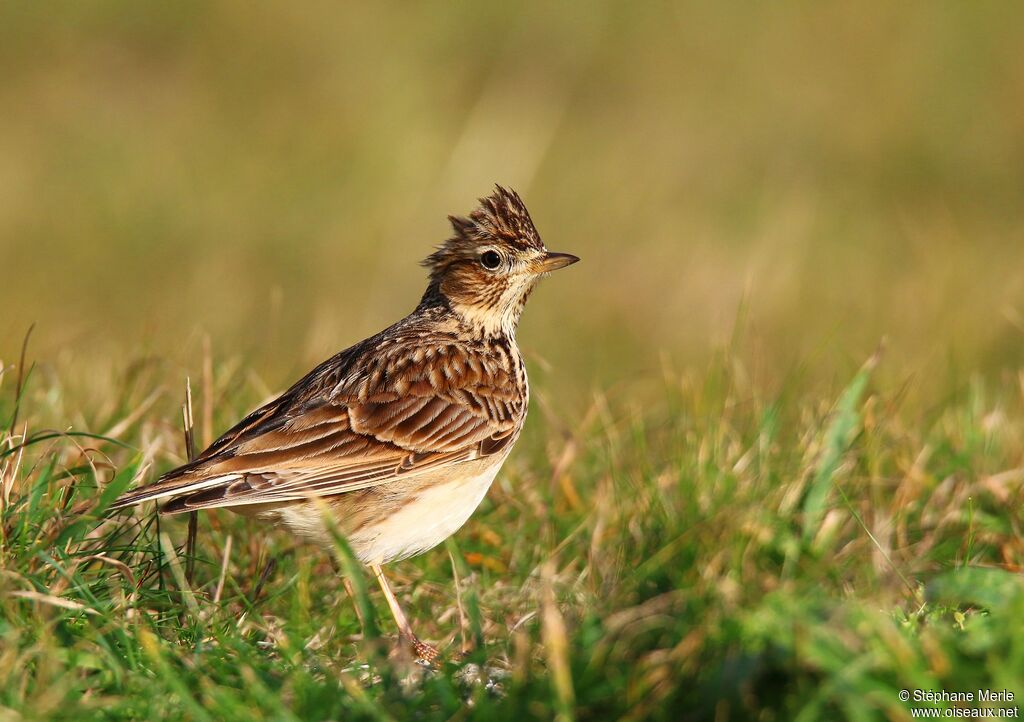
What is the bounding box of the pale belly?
[247,453,507,565]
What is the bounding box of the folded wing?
[110,349,523,514]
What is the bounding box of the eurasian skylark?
[111,186,578,660]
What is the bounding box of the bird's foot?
[400,632,441,665]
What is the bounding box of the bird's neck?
[417,282,523,340]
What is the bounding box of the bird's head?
[421,186,579,336]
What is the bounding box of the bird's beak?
[535,251,580,274]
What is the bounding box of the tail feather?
[108,473,241,512]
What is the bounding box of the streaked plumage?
[111,186,578,660]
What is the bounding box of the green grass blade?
[801,352,879,546]
[322,504,380,642]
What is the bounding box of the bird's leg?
[371,564,440,663]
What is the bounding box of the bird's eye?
[480,250,502,270]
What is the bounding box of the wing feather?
[111,332,525,515]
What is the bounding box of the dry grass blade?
[541,560,575,722]
[446,538,484,655]
[9,590,98,615]
[213,534,233,604]
[102,388,162,439]
[7,324,34,437]
[182,378,199,585]
[1,424,27,519]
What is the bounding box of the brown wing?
[110,336,525,514]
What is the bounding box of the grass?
[2,338,1023,721]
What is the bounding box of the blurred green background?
[2,1,1023,404]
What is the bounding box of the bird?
[110,186,579,661]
